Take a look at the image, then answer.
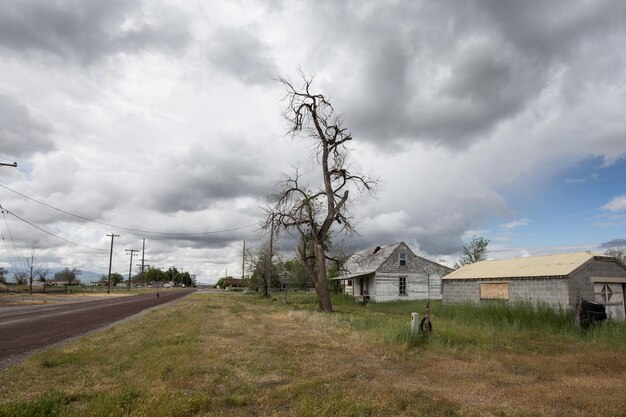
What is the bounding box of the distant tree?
[111,273,124,286]
[24,241,42,294]
[144,267,165,284]
[0,267,6,284]
[53,267,82,285]
[37,269,50,283]
[454,236,490,269]
[164,267,180,284]
[248,241,281,295]
[14,271,27,285]
[98,272,123,286]
[604,246,626,263]
[282,258,311,289]
[179,271,193,287]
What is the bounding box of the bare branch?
[265,73,379,312]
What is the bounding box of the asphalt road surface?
[0,289,195,367]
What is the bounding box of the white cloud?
[499,219,531,231]
[602,195,626,212]
[1,0,626,282]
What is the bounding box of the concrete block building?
[442,252,626,321]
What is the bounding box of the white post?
[411,313,420,334]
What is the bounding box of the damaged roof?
[342,242,404,276]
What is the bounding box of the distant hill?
[2,267,112,284]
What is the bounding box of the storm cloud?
[0,92,55,157]
[0,0,190,64]
[1,0,625,281]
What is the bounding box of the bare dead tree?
[266,74,377,312]
[24,241,39,295]
[605,246,626,264]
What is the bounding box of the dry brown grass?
[0,292,625,416]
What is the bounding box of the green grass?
[1,292,625,416]
[273,292,626,353]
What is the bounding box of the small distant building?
[221,278,247,288]
[333,242,452,302]
[277,271,303,291]
[442,252,626,321]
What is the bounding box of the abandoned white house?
[442,252,626,321]
[333,242,452,302]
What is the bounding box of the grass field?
[1,291,625,416]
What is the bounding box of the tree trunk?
[313,244,333,312]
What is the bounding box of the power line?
[1,207,27,276]
[1,232,25,277]
[0,183,257,236]
[0,204,107,252]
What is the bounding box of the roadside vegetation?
[1,292,625,416]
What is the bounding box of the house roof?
[442,251,605,280]
[341,242,405,277]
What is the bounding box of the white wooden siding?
[373,273,429,302]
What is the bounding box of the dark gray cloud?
[0,92,55,157]
[317,0,626,150]
[206,27,278,85]
[0,0,190,65]
[600,239,626,248]
[144,141,273,212]
[478,0,624,59]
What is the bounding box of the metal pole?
[141,238,145,287]
[266,213,275,298]
[126,249,138,290]
[242,240,246,279]
[106,234,120,294]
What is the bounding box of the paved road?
[0,289,195,366]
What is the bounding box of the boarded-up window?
[480,282,509,300]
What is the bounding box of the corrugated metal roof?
[442,252,599,280]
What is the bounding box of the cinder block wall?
[568,258,626,303]
[443,278,569,310]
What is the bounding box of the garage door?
[594,283,625,321]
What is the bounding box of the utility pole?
[125,249,139,290]
[170,265,176,287]
[137,263,150,288]
[0,162,17,168]
[242,240,246,280]
[106,234,120,294]
[140,238,146,287]
[265,213,275,298]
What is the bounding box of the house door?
[359,278,369,297]
[594,283,625,321]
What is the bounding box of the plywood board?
[480,282,509,300]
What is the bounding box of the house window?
[347,279,352,286]
[399,252,407,266]
[399,276,407,295]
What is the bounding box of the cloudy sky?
[1,0,625,283]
